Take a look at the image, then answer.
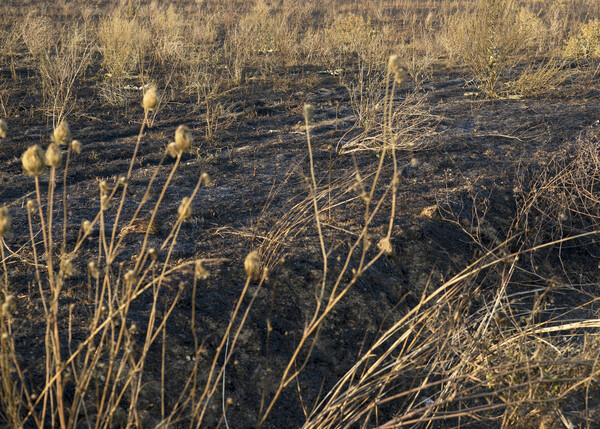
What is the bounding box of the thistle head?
[0,206,10,238]
[244,250,261,281]
[0,119,7,138]
[143,87,158,111]
[22,145,46,176]
[53,121,71,146]
[174,125,192,153]
[45,143,62,168]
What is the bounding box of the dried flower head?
[88,261,100,279]
[99,180,108,194]
[124,270,139,287]
[148,248,159,261]
[195,260,209,280]
[2,295,16,316]
[388,55,401,74]
[0,206,10,238]
[26,200,36,214]
[143,87,158,111]
[178,197,192,221]
[166,142,178,158]
[22,145,46,176]
[201,172,212,186]
[174,125,192,153]
[71,140,82,154]
[244,250,261,281]
[82,219,93,235]
[60,258,75,278]
[45,143,62,168]
[303,104,314,123]
[0,119,7,138]
[53,121,71,146]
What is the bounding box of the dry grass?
[1,0,600,427]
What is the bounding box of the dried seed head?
[45,143,62,168]
[88,261,100,279]
[61,258,75,278]
[26,200,36,214]
[178,197,192,221]
[388,55,401,74]
[148,248,159,261]
[82,219,93,235]
[129,324,138,335]
[22,145,46,176]
[0,206,10,238]
[71,140,82,154]
[2,295,16,316]
[166,142,178,158]
[143,87,158,111]
[99,180,108,194]
[244,250,261,281]
[174,125,192,152]
[303,104,314,123]
[118,175,128,186]
[53,121,71,146]
[195,260,209,280]
[201,172,212,186]
[124,270,139,287]
[0,119,7,138]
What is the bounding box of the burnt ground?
[2,58,600,428]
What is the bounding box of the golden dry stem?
[174,125,192,152]
[143,87,158,111]
[0,206,10,237]
[0,119,7,138]
[53,121,71,146]
[244,250,261,281]
[22,145,46,176]
[45,143,62,168]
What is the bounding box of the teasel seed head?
[71,140,82,154]
[244,250,261,281]
[303,104,314,123]
[82,219,93,235]
[53,121,71,146]
[174,125,192,153]
[166,142,178,158]
[0,206,10,238]
[88,261,100,279]
[26,200,36,214]
[22,145,46,176]
[178,197,192,221]
[124,269,139,287]
[148,248,159,261]
[45,143,62,168]
[195,260,209,280]
[142,87,158,111]
[0,119,7,138]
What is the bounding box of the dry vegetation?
[1,0,600,427]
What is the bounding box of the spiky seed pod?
[88,261,100,279]
[388,55,401,74]
[71,140,82,154]
[148,248,159,261]
[178,197,192,221]
[82,219,93,235]
[195,260,209,280]
[0,119,7,138]
[143,87,158,111]
[124,270,139,287]
[303,104,314,123]
[53,121,71,146]
[22,145,46,176]
[174,125,192,153]
[166,142,178,158]
[0,206,10,238]
[26,200,36,214]
[45,143,62,168]
[244,250,261,281]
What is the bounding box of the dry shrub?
[98,11,150,78]
[508,59,568,97]
[563,19,600,59]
